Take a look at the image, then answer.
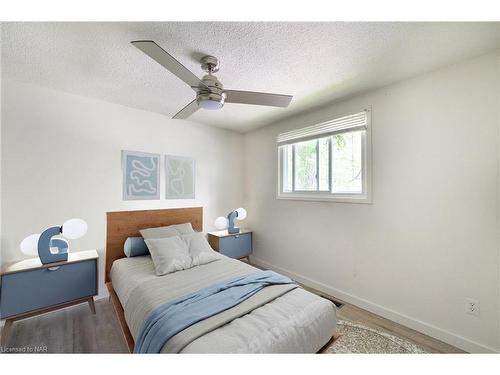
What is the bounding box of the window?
[277,109,371,203]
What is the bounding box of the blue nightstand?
[0,249,98,344]
[208,230,252,261]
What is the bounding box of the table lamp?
[214,208,247,234]
[20,218,88,264]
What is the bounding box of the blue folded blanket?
[134,270,295,353]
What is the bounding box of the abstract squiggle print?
[167,163,186,196]
[127,157,158,195]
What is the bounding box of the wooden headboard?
[105,207,203,282]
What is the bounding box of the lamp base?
[228,226,240,234]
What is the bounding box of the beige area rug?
[325,320,427,354]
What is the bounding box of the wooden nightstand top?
[1,249,99,275]
[208,229,252,238]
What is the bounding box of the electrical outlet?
[466,298,480,316]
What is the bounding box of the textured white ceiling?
[2,22,499,132]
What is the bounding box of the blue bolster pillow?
[124,236,149,257]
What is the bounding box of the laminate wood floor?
[0,296,464,353]
[1,298,128,353]
[300,285,465,353]
[336,304,465,353]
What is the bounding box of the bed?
[105,207,337,353]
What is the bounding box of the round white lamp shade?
[214,216,229,230]
[236,207,247,220]
[20,233,41,256]
[62,218,88,239]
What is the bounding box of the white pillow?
[171,223,195,235]
[144,236,192,276]
[140,223,195,240]
[182,232,221,266]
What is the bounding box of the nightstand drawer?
[0,259,97,318]
[219,233,252,259]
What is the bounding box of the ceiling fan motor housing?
[197,74,226,110]
[200,55,219,73]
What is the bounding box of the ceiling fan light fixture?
[197,92,226,110]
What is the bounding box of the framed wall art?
[122,150,160,200]
[165,155,195,199]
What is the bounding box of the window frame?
[277,108,372,204]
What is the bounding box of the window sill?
[276,192,372,204]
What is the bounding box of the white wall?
[244,52,500,352]
[1,79,244,296]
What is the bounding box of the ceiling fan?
[131,40,293,119]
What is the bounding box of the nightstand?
[0,249,98,344]
[208,230,252,261]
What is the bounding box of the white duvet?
[111,255,336,353]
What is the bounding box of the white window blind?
[277,110,368,145]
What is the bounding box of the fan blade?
[225,90,292,108]
[131,40,208,90]
[173,99,199,119]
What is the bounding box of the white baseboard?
[96,289,109,301]
[250,256,498,353]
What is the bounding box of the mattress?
[111,255,336,353]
